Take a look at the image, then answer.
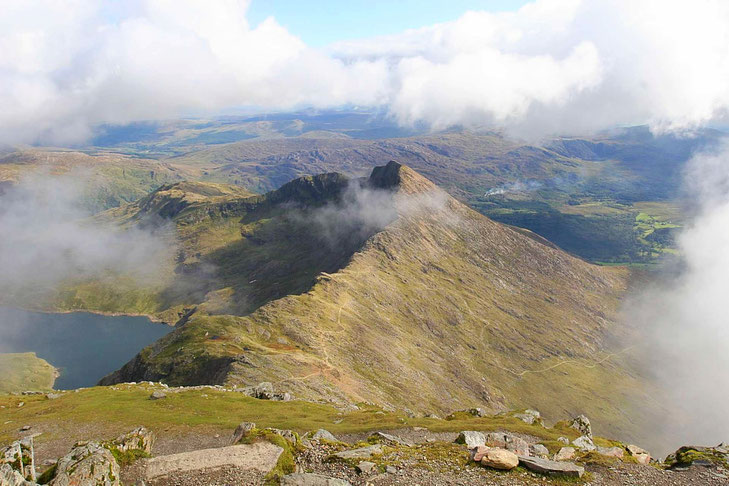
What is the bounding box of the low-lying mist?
[0,171,172,309]
[628,142,729,454]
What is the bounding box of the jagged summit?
[369,160,438,195]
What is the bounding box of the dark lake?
[0,307,171,389]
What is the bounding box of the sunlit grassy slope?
[0,353,57,393]
[40,161,656,444]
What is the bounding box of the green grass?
[0,353,57,393]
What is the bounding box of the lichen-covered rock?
[231,422,257,444]
[485,432,530,456]
[50,441,120,486]
[455,431,486,448]
[569,415,592,438]
[479,448,519,470]
[665,445,729,467]
[555,447,576,461]
[112,427,155,454]
[333,445,382,461]
[0,463,34,486]
[0,439,34,483]
[265,428,298,444]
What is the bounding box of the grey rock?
[518,456,585,478]
[485,432,530,456]
[334,445,383,460]
[312,429,338,442]
[113,426,155,454]
[554,447,576,461]
[50,441,120,486]
[231,422,256,444]
[0,464,34,486]
[597,446,624,458]
[455,431,486,448]
[369,432,412,447]
[356,461,376,473]
[149,391,166,400]
[529,444,550,458]
[280,473,352,486]
[385,465,398,474]
[557,437,570,445]
[514,409,541,425]
[569,414,592,438]
[46,393,62,400]
[265,428,298,443]
[572,435,596,452]
[468,408,486,417]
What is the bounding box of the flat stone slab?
[142,442,283,480]
[280,473,352,485]
[333,444,383,460]
[518,456,585,477]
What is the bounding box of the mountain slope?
[99,162,659,441]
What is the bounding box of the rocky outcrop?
[50,441,120,486]
[513,409,541,425]
[239,382,292,401]
[0,464,34,486]
[665,444,729,468]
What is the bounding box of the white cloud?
[1,0,729,143]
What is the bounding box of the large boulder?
[112,427,155,455]
[569,415,592,438]
[479,448,519,470]
[0,440,33,481]
[280,473,352,485]
[455,431,486,449]
[485,432,530,456]
[50,441,120,486]
[518,456,585,478]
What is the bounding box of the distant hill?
[86,162,662,443]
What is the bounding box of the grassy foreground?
[0,384,583,448]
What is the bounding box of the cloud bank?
[0,171,171,299]
[2,0,729,144]
[628,142,729,452]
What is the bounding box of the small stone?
[231,422,256,444]
[480,448,519,470]
[356,461,376,473]
[555,447,576,461]
[455,431,486,448]
[519,456,585,477]
[569,415,592,438]
[386,466,397,474]
[597,446,624,458]
[530,444,549,458]
[557,437,569,445]
[19,425,31,431]
[312,429,338,442]
[149,391,166,400]
[572,435,596,452]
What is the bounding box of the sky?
[2,0,729,145]
[246,1,530,46]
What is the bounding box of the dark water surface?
[0,307,170,389]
